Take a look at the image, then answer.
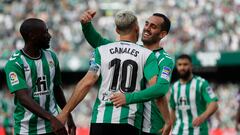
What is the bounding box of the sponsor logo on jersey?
[9,72,19,85]
[177,96,190,110]
[24,65,30,71]
[160,66,171,81]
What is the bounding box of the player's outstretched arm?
[81,10,113,48]
[54,85,76,135]
[15,89,67,135]
[57,71,99,124]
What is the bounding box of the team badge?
[49,60,54,68]
[161,66,171,81]
[9,72,19,85]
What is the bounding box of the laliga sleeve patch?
[207,87,216,99]
[9,72,19,86]
[160,66,171,81]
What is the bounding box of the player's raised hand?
[110,92,126,107]
[80,9,96,24]
[49,116,68,135]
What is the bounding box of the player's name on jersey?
[109,47,139,57]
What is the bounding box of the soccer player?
[170,54,218,135]
[80,10,173,135]
[57,10,160,135]
[4,18,76,135]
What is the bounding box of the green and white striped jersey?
[141,48,174,134]
[90,41,159,130]
[4,49,61,135]
[170,76,218,135]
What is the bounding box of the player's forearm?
[61,78,92,116]
[201,101,218,120]
[125,83,169,104]
[156,96,171,124]
[16,90,55,121]
[54,85,67,109]
[82,22,112,48]
[170,109,176,124]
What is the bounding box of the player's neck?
[23,45,41,59]
[119,35,137,43]
[180,74,193,84]
[144,43,160,51]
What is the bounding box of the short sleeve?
[158,58,174,84]
[144,52,159,81]
[201,80,218,103]
[4,62,28,93]
[89,48,101,76]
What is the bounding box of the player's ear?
[116,27,120,34]
[159,31,167,39]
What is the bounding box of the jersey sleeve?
[4,62,28,93]
[158,57,174,84]
[88,48,101,76]
[201,80,218,103]
[169,87,176,110]
[143,52,159,81]
[50,51,62,86]
[124,53,170,104]
[82,22,113,48]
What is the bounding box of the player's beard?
[141,30,159,45]
[178,70,191,80]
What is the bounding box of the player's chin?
[42,44,50,49]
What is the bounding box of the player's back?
[91,41,158,130]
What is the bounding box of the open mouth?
[143,31,151,38]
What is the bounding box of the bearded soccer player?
[80,10,173,135]
[170,54,218,135]
[57,10,160,135]
[4,18,76,135]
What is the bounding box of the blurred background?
[0,0,239,135]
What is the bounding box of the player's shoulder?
[172,80,180,89]
[194,75,208,84]
[5,50,23,69]
[7,50,22,64]
[42,49,58,59]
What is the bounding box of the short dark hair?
[20,18,45,42]
[177,54,192,63]
[153,13,171,34]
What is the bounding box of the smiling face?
[141,15,165,45]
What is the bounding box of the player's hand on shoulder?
[49,116,68,135]
[80,9,96,24]
[110,91,126,108]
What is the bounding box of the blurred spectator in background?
[236,89,240,131]
[0,89,14,135]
